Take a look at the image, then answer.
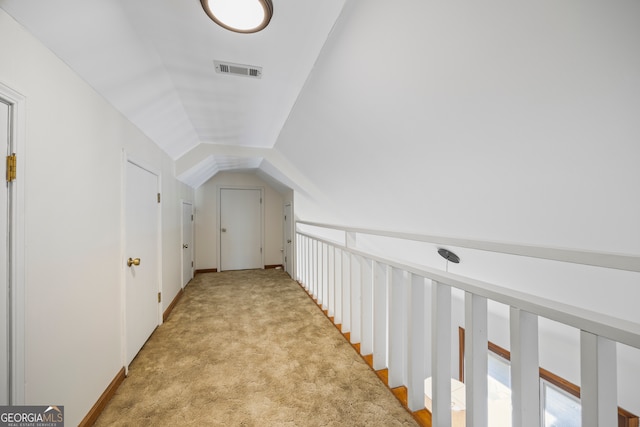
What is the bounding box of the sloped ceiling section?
[273,0,640,255]
[0,0,346,186]
[177,154,264,189]
[175,143,338,212]
[1,0,200,159]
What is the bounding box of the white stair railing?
[295,223,640,427]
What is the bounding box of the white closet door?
[220,189,262,271]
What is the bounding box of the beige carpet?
[94,269,418,426]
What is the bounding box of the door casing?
[0,83,25,405]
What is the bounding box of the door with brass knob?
[124,160,160,367]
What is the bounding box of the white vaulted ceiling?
[0,0,346,188]
[4,0,639,252]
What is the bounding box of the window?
[541,379,581,427]
[487,352,512,427]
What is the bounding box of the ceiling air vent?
[214,60,262,79]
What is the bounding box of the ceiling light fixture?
[200,0,273,34]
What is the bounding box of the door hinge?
[191,261,193,267]
[260,197,262,204]
[158,292,162,303]
[6,154,16,182]
[157,193,161,203]
[191,214,194,221]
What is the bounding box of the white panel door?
[125,161,159,366]
[284,203,293,276]
[220,188,262,271]
[181,201,193,287]
[0,101,9,404]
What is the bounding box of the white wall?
[278,0,640,414]
[0,10,193,425]
[195,171,284,270]
[277,0,640,254]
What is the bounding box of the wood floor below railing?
[308,288,432,427]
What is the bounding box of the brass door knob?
[127,257,141,267]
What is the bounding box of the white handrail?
[297,220,640,273]
[296,224,637,426]
[297,231,640,351]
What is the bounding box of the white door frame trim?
[217,185,265,271]
[0,81,26,405]
[121,151,162,371]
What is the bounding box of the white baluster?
[300,235,305,284]
[465,293,488,427]
[341,250,351,333]
[350,253,362,344]
[407,274,427,411]
[581,331,617,427]
[328,245,335,317]
[316,242,322,303]
[334,248,343,325]
[510,307,539,427]
[312,240,318,298]
[432,280,452,427]
[323,244,330,309]
[308,239,313,294]
[423,278,433,379]
[323,244,329,310]
[304,237,310,290]
[389,268,408,388]
[307,238,311,291]
[298,235,303,285]
[360,258,374,356]
[296,235,301,283]
[317,241,322,301]
[295,234,300,282]
[373,261,388,370]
